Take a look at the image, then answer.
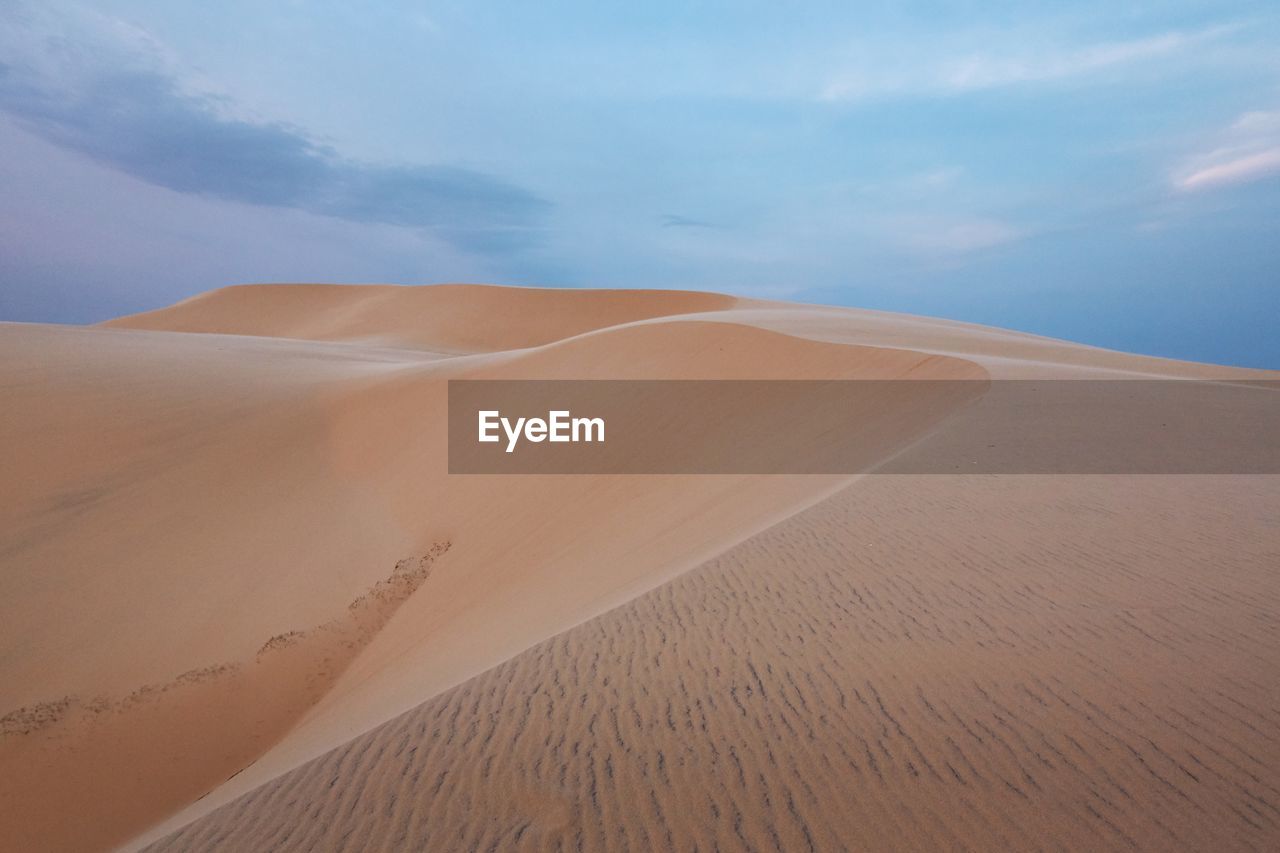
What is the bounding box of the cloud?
[1175,111,1280,192]
[660,214,720,229]
[1178,148,1280,192]
[0,6,548,257]
[820,25,1234,102]
[891,217,1023,254]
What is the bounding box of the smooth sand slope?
[1,284,1277,852]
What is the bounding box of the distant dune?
[1,284,1277,852]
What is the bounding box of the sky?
[1,1,1278,367]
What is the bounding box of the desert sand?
[1,283,1277,852]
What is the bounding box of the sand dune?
[103,283,738,354]
[2,284,1277,852]
[149,475,1280,853]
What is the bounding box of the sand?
[1,283,1277,852]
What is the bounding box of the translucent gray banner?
[448,380,1280,474]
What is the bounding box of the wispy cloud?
[660,214,720,229]
[1175,111,1280,192]
[902,218,1022,254]
[821,25,1235,102]
[0,5,549,257]
[859,214,1024,256]
[1178,148,1280,191]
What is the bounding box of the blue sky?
[1,1,1278,366]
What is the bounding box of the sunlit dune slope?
[2,285,982,853]
[102,283,737,353]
